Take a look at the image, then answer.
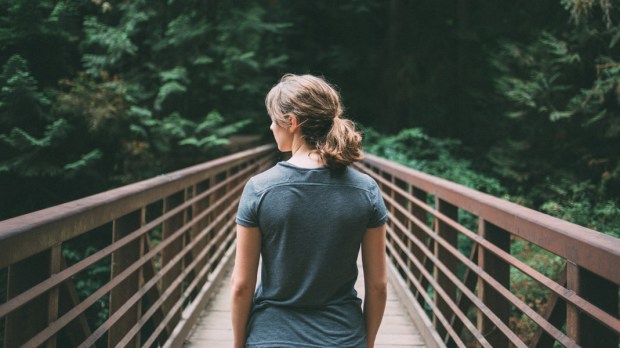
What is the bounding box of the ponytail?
[266,74,364,170]
[317,117,363,170]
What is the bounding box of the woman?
[231,74,388,348]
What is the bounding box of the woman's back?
[237,162,386,347]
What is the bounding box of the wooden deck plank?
[185,259,427,347]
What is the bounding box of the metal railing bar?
[141,222,237,348]
[389,209,577,347]
[138,158,274,345]
[382,187,620,334]
[138,225,235,348]
[387,213,527,348]
[115,207,239,348]
[385,228,478,348]
[363,171,502,345]
[361,154,620,285]
[163,229,238,348]
[137,156,273,347]
[19,177,248,347]
[0,145,276,269]
[79,200,239,348]
[355,163,437,218]
[0,158,265,319]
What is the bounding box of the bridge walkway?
[185,257,426,347]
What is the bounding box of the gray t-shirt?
[236,161,388,348]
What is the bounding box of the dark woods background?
[1,0,619,236]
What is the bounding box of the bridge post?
[109,209,143,348]
[477,220,510,348]
[4,250,51,347]
[566,263,619,347]
[211,170,229,271]
[381,172,396,269]
[188,178,211,299]
[160,190,187,339]
[393,177,408,291]
[434,198,458,343]
[409,187,430,307]
[47,244,61,348]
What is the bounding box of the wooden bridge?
[0,144,618,347]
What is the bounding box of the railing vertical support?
[477,220,510,348]
[161,191,185,337]
[434,199,458,342]
[381,172,395,267]
[4,250,50,348]
[566,262,618,347]
[109,209,142,348]
[409,188,429,305]
[394,178,408,288]
[189,180,210,299]
[210,171,228,271]
[58,257,92,345]
[566,261,580,345]
[47,244,61,348]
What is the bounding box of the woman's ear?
[288,115,299,133]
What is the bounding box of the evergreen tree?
[0,55,103,218]
[490,1,620,234]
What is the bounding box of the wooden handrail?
[0,144,277,348]
[356,154,620,348]
[1,146,618,348]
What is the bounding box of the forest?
[2,0,618,236]
[1,0,619,346]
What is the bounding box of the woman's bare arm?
[361,224,388,348]
[231,224,261,348]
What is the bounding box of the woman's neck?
[288,139,324,168]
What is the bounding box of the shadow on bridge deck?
[184,255,427,347]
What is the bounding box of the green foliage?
[1,0,620,345]
[0,56,100,178]
[0,0,294,219]
[82,16,139,76]
[363,127,507,197]
[180,111,252,148]
[562,0,614,27]
[490,1,620,237]
[0,54,50,126]
[154,66,188,111]
[540,186,620,237]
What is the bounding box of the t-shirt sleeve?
[367,180,388,228]
[236,179,259,227]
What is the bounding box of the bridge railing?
[356,154,620,348]
[0,145,276,348]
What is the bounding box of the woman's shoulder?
[341,166,380,191]
[245,162,291,192]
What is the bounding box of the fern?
[154,67,189,111]
[154,81,187,111]
[81,16,138,75]
[64,149,102,172]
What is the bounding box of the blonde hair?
[265,74,363,170]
